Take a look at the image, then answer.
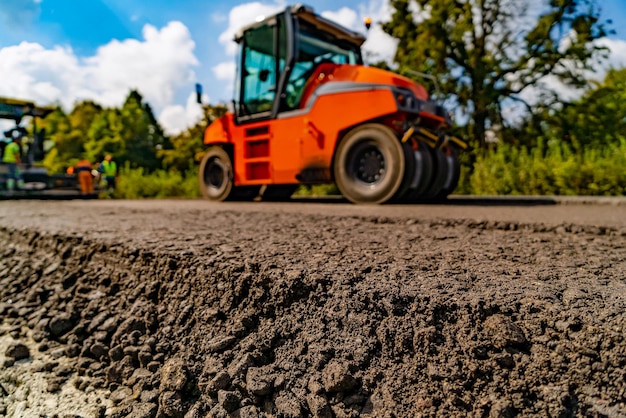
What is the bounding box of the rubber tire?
[422,148,448,199]
[199,147,235,201]
[392,142,417,201]
[403,142,434,201]
[334,124,406,204]
[436,147,461,199]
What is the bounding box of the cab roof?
[234,4,366,48]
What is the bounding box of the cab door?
[233,12,301,185]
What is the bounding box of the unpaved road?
[0,199,625,418]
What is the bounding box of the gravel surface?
[0,199,625,417]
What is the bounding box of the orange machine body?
[204,64,449,187]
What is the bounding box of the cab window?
[236,15,287,119]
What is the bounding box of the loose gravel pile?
[0,201,625,417]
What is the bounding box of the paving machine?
[0,97,78,196]
[198,4,467,204]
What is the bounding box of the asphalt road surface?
[0,197,624,417]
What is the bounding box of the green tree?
[83,90,166,169]
[118,90,164,170]
[552,67,626,149]
[85,108,125,162]
[41,107,72,172]
[159,103,228,172]
[383,0,612,147]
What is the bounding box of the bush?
[465,139,626,196]
[114,163,200,199]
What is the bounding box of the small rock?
[147,361,160,373]
[307,377,324,395]
[49,314,74,337]
[138,351,152,367]
[207,336,236,353]
[275,392,303,417]
[127,368,153,387]
[159,391,184,418]
[65,343,81,358]
[44,361,58,372]
[50,347,66,359]
[210,371,231,392]
[110,386,133,404]
[184,401,209,418]
[246,367,272,396]
[123,346,140,360]
[54,364,73,376]
[484,315,526,348]
[489,399,514,418]
[307,394,332,418]
[90,342,108,359]
[47,377,65,393]
[106,405,134,418]
[228,353,254,380]
[87,312,109,333]
[208,405,229,418]
[106,364,123,384]
[322,362,357,393]
[5,342,29,360]
[232,405,260,418]
[494,353,515,368]
[93,331,109,342]
[140,390,159,403]
[99,316,119,334]
[111,318,146,345]
[3,358,15,368]
[37,341,49,352]
[31,330,47,343]
[127,402,158,418]
[218,390,242,413]
[109,345,124,361]
[160,357,188,391]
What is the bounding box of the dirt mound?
[0,211,625,417]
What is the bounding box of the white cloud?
[597,38,626,71]
[213,61,236,82]
[321,7,358,30]
[218,1,286,56]
[362,24,398,65]
[0,21,199,133]
[158,92,206,135]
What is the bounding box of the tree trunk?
[473,106,487,149]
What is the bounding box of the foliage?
[465,138,626,195]
[42,90,165,172]
[382,0,612,147]
[159,104,227,172]
[518,68,626,150]
[114,163,200,199]
[293,183,340,197]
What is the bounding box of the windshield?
[283,18,362,110]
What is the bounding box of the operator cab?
[233,5,365,123]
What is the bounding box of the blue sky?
[1,0,625,134]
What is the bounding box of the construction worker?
[75,157,94,195]
[2,136,22,194]
[99,154,118,197]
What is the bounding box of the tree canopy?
[382,0,613,147]
[42,90,167,172]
